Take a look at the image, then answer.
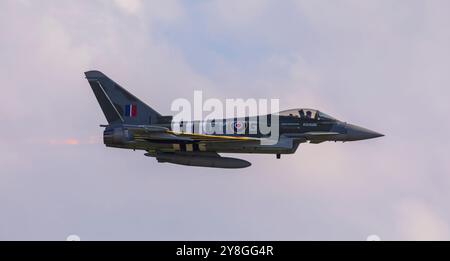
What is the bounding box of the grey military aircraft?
[85,71,383,168]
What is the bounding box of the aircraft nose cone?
[345,124,384,141]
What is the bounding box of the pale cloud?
[113,0,184,23]
[145,0,185,24]
[203,0,270,27]
[113,0,142,15]
[37,17,91,69]
[396,199,449,240]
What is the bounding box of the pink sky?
[0,0,449,240]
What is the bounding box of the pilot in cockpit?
[299,109,305,118]
[306,110,312,119]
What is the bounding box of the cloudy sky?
[1,0,449,240]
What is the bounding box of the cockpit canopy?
[278,108,337,121]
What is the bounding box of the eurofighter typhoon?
[85,71,384,168]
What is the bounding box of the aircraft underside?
[104,137,302,168]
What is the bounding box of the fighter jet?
[85,71,383,168]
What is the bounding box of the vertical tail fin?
[85,71,161,125]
